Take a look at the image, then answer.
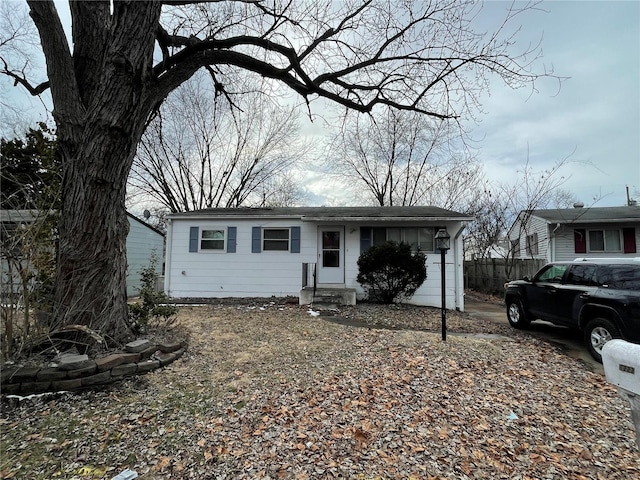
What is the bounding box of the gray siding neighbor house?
[1,210,164,298]
[508,205,639,262]
[125,213,165,296]
[164,206,474,310]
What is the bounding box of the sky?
[2,0,639,209]
[461,0,640,208]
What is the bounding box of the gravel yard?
[2,300,639,479]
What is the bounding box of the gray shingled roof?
[530,206,640,224]
[169,206,474,221]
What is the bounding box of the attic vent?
[573,202,584,208]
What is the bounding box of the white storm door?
[317,226,345,284]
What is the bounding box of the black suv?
[504,258,640,362]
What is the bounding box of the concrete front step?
[299,287,356,306]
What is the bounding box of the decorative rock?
[81,371,112,386]
[0,365,20,383]
[1,382,21,395]
[24,381,52,394]
[153,351,176,367]
[158,341,185,353]
[0,339,186,394]
[138,345,158,360]
[36,367,69,382]
[111,363,138,377]
[50,378,83,391]
[66,361,97,379]
[95,354,129,372]
[136,359,160,373]
[10,366,41,383]
[125,339,152,353]
[173,347,186,358]
[56,353,91,370]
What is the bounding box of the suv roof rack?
[573,257,640,262]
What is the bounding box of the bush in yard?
[128,252,178,333]
[357,241,427,304]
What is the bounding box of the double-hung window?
[201,229,225,250]
[263,228,290,251]
[525,233,538,255]
[588,229,621,252]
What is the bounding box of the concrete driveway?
[464,296,604,375]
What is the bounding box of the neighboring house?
[126,213,165,296]
[508,205,639,262]
[164,206,474,310]
[0,210,164,298]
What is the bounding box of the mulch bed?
[1,300,639,479]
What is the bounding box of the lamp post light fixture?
[435,228,451,341]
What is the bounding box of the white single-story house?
[507,205,639,262]
[164,206,474,310]
[1,210,165,297]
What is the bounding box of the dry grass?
[1,301,639,479]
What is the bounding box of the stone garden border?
[0,339,187,395]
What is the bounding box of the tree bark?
[28,0,163,341]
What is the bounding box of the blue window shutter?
[189,226,199,252]
[291,226,301,253]
[360,227,371,253]
[252,226,261,253]
[227,226,237,253]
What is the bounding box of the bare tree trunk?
[53,133,133,341]
[33,0,163,342]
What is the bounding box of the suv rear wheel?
[584,317,620,363]
[507,299,530,329]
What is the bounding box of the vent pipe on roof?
[573,202,584,208]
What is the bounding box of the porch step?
[299,287,356,306]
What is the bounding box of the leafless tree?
[327,107,486,208]
[1,0,553,341]
[464,155,577,264]
[129,72,310,212]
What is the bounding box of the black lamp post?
[435,228,451,341]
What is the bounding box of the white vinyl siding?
[165,218,466,310]
[166,220,310,299]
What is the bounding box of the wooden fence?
[464,258,546,294]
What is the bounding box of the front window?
[263,228,290,251]
[201,229,225,250]
[371,227,434,252]
[588,229,622,252]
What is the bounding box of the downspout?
[453,222,468,311]
[550,222,561,262]
[164,218,173,296]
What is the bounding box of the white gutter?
[167,214,475,223]
[302,216,475,223]
[549,222,561,262]
[453,222,468,311]
[164,218,173,296]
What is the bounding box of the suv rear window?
[596,265,640,290]
[566,264,598,286]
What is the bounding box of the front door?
[317,226,345,284]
